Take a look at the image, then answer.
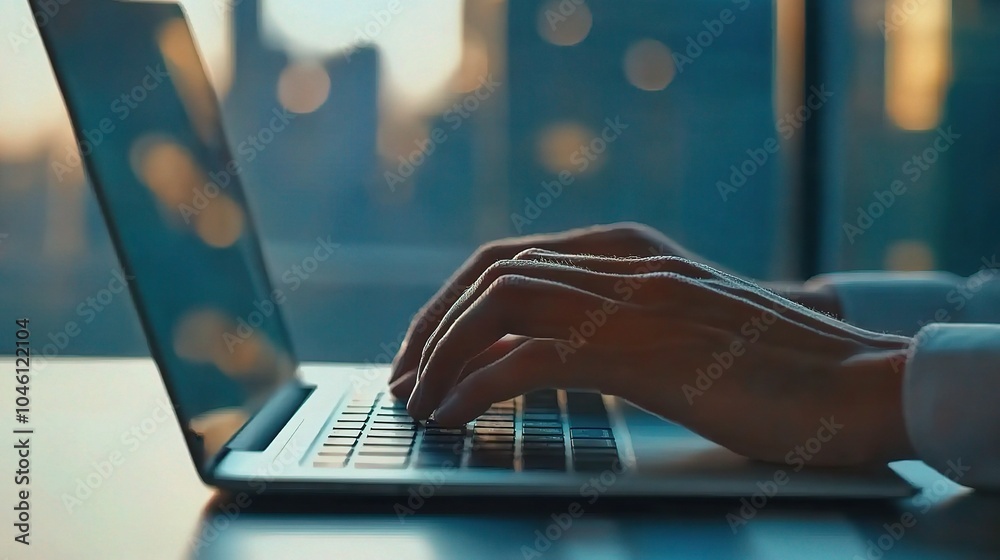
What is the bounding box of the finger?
[512,250,716,280]
[408,275,661,418]
[390,336,529,401]
[455,335,531,383]
[431,339,604,425]
[388,369,416,401]
[390,226,654,382]
[391,236,583,382]
[414,259,660,378]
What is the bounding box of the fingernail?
[406,382,425,417]
[434,391,461,420]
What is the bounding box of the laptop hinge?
[224,381,314,453]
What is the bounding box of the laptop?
[32,0,913,498]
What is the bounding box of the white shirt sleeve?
[809,269,1000,490]
[903,324,1000,490]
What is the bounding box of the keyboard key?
[571,439,616,449]
[372,420,417,428]
[522,421,562,429]
[523,456,566,471]
[475,420,514,428]
[325,437,358,446]
[422,434,466,443]
[317,448,353,457]
[330,429,363,438]
[333,420,367,429]
[366,430,415,439]
[345,403,374,410]
[523,427,562,436]
[354,456,409,469]
[523,412,560,421]
[372,416,418,429]
[381,401,408,411]
[524,389,558,403]
[313,459,347,468]
[522,434,564,442]
[361,437,413,447]
[474,427,514,436]
[565,391,606,411]
[473,434,514,443]
[572,449,619,461]
[357,446,411,456]
[570,428,612,439]
[471,441,514,451]
[424,427,465,435]
[568,417,611,429]
[523,441,566,450]
[340,411,370,418]
[418,445,464,456]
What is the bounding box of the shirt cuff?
[808,271,963,336]
[905,323,1000,490]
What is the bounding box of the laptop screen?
[33,0,299,472]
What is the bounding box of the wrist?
[840,347,917,463]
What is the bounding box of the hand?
[399,250,916,467]
[388,222,693,398]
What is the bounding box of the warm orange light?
[277,62,331,114]
[130,135,206,207]
[885,0,952,131]
[537,0,592,47]
[623,39,675,92]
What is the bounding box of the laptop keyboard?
[312,389,622,472]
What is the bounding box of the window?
[0,0,995,363]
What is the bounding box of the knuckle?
[650,271,688,288]
[646,256,714,278]
[512,247,549,261]
[481,259,525,285]
[484,273,530,300]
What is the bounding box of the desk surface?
[3,357,999,560]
